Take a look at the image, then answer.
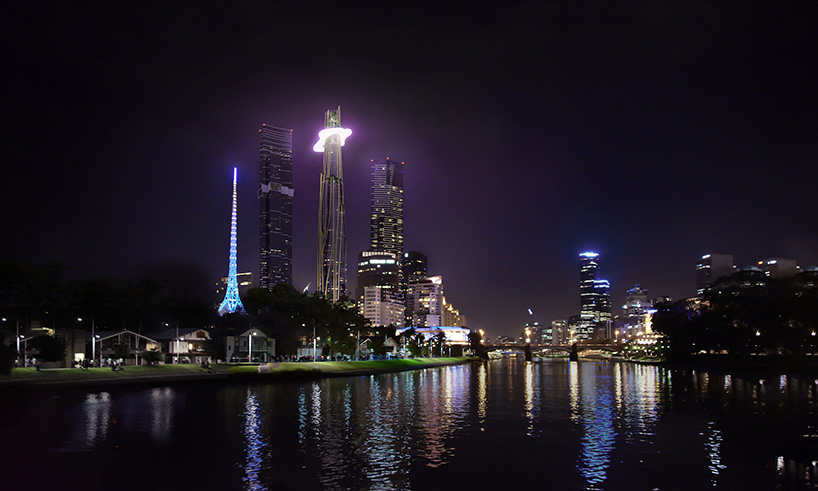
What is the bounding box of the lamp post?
[313,326,317,361]
[248,331,258,363]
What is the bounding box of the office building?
[258,124,293,289]
[578,252,612,339]
[696,254,736,294]
[356,251,401,300]
[369,158,404,255]
[406,276,444,328]
[315,107,352,302]
[360,286,404,328]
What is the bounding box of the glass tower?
[369,158,404,255]
[578,251,611,339]
[258,124,293,289]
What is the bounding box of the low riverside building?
[154,327,211,365]
[226,327,275,363]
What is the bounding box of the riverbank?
[0,357,477,388]
[661,353,818,374]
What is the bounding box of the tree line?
[652,269,818,360]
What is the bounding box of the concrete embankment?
[0,357,477,389]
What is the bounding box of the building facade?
[361,286,405,328]
[357,158,406,325]
[259,124,293,289]
[369,158,404,255]
[578,252,611,339]
[406,276,444,328]
[696,253,736,295]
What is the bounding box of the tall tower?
[258,124,293,289]
[579,252,600,322]
[369,158,404,255]
[578,251,610,339]
[218,167,247,316]
[315,107,352,302]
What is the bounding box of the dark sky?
[3,2,818,337]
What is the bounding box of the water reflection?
[702,421,727,486]
[84,391,111,448]
[10,360,818,490]
[242,388,267,491]
[149,387,174,442]
[574,363,616,489]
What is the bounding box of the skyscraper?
[696,254,736,294]
[578,251,611,339]
[315,107,352,302]
[369,158,404,255]
[403,251,428,285]
[258,124,293,289]
[356,158,405,327]
[218,167,247,316]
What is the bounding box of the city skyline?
[3,2,817,336]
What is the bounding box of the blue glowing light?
[218,167,247,316]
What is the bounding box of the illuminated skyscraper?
[218,167,247,316]
[315,107,352,302]
[403,251,427,285]
[369,158,404,255]
[258,124,293,289]
[578,251,611,339]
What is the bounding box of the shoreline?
[0,357,477,389]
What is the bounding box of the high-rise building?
[406,276,444,328]
[218,168,247,316]
[578,251,611,339]
[356,251,400,300]
[696,254,736,294]
[258,125,293,289]
[369,158,404,255]
[623,284,650,316]
[356,158,405,325]
[315,107,352,302]
[360,286,404,328]
[551,320,567,345]
[402,251,428,326]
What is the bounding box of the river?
[1,358,816,490]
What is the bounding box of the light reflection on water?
[242,387,267,491]
[10,360,818,490]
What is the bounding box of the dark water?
[1,359,817,490]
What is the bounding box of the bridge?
[483,343,621,354]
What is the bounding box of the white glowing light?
[313,127,352,152]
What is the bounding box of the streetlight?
[248,331,258,363]
[164,322,180,363]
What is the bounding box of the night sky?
[4,2,818,336]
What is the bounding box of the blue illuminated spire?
[218,167,247,316]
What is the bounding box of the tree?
[113,339,130,361]
[38,335,66,363]
[141,347,163,365]
[202,332,225,362]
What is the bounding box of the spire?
[219,167,246,316]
